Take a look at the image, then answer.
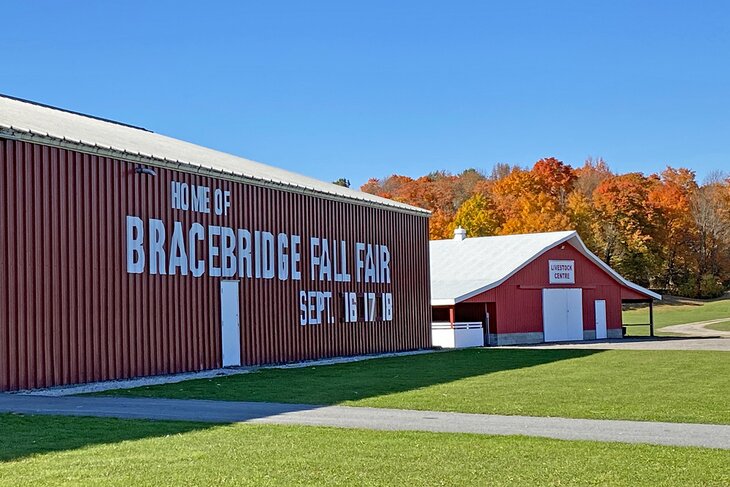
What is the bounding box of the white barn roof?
[0,94,428,215]
[430,230,661,305]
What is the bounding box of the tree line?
[360,158,730,298]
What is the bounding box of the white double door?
[542,288,584,342]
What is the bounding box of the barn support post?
[449,306,456,328]
[483,303,490,346]
[649,300,655,337]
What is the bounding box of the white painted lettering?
[221,227,237,277]
[208,225,222,277]
[126,216,145,273]
[189,223,205,277]
[168,221,189,275]
[237,229,252,278]
[149,218,167,275]
[277,233,289,281]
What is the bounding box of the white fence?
[432,322,484,348]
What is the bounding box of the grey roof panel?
[0,94,428,214]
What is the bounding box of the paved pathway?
[1,394,728,449]
[504,336,730,351]
[663,318,730,338]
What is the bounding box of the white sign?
[549,260,575,284]
[124,179,395,325]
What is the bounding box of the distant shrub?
[676,274,725,299]
[699,274,725,299]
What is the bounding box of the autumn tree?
[648,167,698,291]
[489,163,515,181]
[566,190,599,248]
[452,193,502,237]
[531,157,576,206]
[491,167,543,225]
[592,173,659,285]
[361,172,460,239]
[361,160,730,297]
[690,176,730,297]
[492,159,574,234]
[453,168,487,208]
[574,157,612,197]
[360,175,415,200]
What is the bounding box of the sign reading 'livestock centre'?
[548,260,575,284]
[0,95,431,392]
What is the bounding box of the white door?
[220,280,241,367]
[542,288,584,342]
[595,300,607,339]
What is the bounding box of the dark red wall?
[0,138,431,391]
[464,242,635,334]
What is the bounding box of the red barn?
[0,94,432,391]
[431,229,660,346]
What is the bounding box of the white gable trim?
[568,234,661,301]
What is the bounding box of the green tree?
[332,178,351,188]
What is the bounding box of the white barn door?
[220,280,241,367]
[595,300,607,339]
[543,289,584,342]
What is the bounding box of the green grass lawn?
[100,348,730,424]
[1,414,728,486]
[706,321,730,332]
[623,296,730,336]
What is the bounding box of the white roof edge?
[1,124,429,216]
[567,233,662,301]
[0,96,431,216]
[449,231,581,303]
[432,230,661,305]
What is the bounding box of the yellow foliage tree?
[451,193,502,237]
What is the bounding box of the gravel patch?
[14,349,438,396]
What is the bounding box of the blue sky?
[2,1,728,187]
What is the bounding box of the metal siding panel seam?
[0,139,431,391]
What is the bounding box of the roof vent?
[453,226,467,241]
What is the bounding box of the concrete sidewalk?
[663,319,730,338]
[503,336,730,351]
[1,394,728,449]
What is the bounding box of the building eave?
[0,125,431,218]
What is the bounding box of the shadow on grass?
[99,348,604,404]
[2,349,605,462]
[0,412,215,462]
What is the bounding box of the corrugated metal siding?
[620,287,651,300]
[0,138,431,391]
[464,243,627,334]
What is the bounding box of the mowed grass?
[706,321,730,332]
[623,296,730,336]
[1,414,728,487]
[101,348,730,424]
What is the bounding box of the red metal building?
[431,229,660,346]
[0,94,432,391]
